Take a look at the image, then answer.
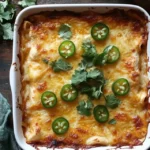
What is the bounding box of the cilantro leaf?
[108,119,116,124]
[59,24,72,40]
[51,58,72,72]
[0,2,15,22]
[18,0,37,8]
[82,39,97,58]
[93,52,108,66]
[1,11,12,21]
[87,69,101,79]
[79,39,97,69]
[72,68,105,99]
[87,69,105,85]
[91,86,103,99]
[0,0,8,9]
[76,100,93,116]
[81,56,95,68]
[72,70,87,86]
[105,94,121,109]
[1,23,13,40]
[81,85,103,99]
[0,0,15,40]
[0,3,5,22]
[78,59,87,70]
[5,4,16,19]
[78,57,95,70]
[80,85,91,93]
[0,3,4,14]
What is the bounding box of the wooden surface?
[0,0,149,109]
[1,1,149,149]
[0,1,150,149]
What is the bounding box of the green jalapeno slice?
[93,105,109,123]
[59,40,76,58]
[112,78,130,96]
[103,45,120,63]
[91,23,109,40]
[41,91,57,108]
[60,84,78,102]
[52,117,69,135]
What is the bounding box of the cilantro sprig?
[72,68,105,99]
[0,1,15,22]
[51,58,72,72]
[72,41,106,99]
[0,0,37,40]
[43,58,72,72]
[18,0,37,8]
[81,39,97,68]
[71,70,87,85]
[80,39,109,68]
[1,23,13,40]
[58,24,72,40]
[76,100,93,116]
[105,94,121,109]
[82,39,97,58]
[0,0,16,40]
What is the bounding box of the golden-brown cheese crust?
[19,10,149,148]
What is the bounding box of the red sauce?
[76,128,88,134]
[133,116,143,129]
[115,113,127,121]
[69,133,79,139]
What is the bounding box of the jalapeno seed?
[60,84,78,102]
[112,78,130,96]
[59,40,76,58]
[41,91,57,108]
[52,117,69,135]
[91,23,109,40]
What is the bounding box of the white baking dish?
[10,4,150,150]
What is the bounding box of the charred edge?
[30,140,98,149]
[23,9,148,27]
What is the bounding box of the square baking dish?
[10,4,150,150]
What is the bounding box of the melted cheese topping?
[20,10,149,148]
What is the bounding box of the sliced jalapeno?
[41,91,57,108]
[60,84,78,102]
[91,23,109,40]
[103,45,120,63]
[52,117,69,135]
[112,78,130,96]
[59,40,76,58]
[93,105,109,123]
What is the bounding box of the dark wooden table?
[0,0,150,149]
[0,0,150,130]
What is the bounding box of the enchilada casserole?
[19,9,150,148]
